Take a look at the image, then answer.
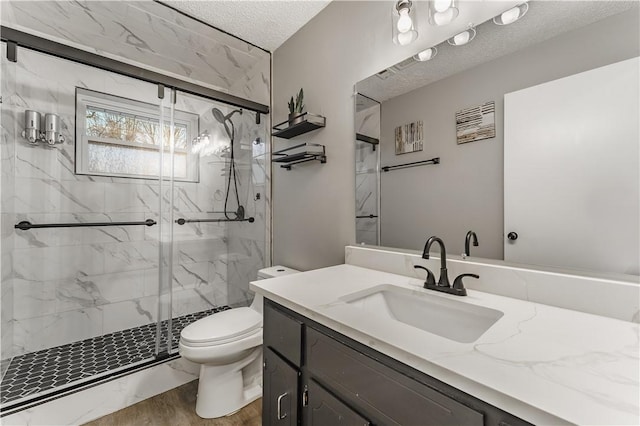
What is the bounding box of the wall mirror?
[355,1,639,278]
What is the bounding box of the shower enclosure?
[0,34,269,412]
[355,94,381,245]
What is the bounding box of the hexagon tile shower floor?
[0,306,230,408]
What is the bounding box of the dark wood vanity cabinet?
[263,348,299,425]
[263,303,303,425]
[305,379,371,425]
[263,299,532,426]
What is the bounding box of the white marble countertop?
[250,264,640,425]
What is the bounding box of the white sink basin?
[341,285,503,343]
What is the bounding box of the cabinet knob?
[507,232,518,241]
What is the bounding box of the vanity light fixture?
[428,0,459,26]
[447,26,476,46]
[392,0,418,46]
[493,2,529,26]
[413,47,437,62]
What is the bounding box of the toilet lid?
[180,307,262,345]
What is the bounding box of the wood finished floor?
[84,380,261,426]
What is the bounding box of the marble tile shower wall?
[1,1,271,106]
[0,46,250,359]
[355,104,380,246]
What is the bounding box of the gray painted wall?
[272,1,517,271]
[379,11,640,259]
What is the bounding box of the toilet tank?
[257,266,300,280]
[251,266,300,313]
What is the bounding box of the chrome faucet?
[464,231,479,257]
[413,235,479,296]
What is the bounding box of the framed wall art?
[456,101,495,144]
[394,120,423,154]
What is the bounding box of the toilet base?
[194,347,262,419]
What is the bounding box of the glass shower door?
[163,90,268,354]
[0,44,167,409]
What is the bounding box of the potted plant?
[288,88,305,125]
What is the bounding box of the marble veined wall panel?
[230,55,271,109]
[1,1,271,105]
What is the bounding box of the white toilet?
[179,266,300,419]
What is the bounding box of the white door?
[504,57,639,275]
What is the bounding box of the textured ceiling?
[165,0,332,51]
[358,1,639,102]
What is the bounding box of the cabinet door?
[264,348,299,426]
[305,379,370,426]
[306,327,483,426]
[264,301,303,366]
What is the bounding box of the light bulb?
[500,7,521,25]
[454,31,470,45]
[434,0,452,13]
[448,27,475,46]
[397,31,415,46]
[493,3,528,26]
[432,8,457,25]
[413,47,437,61]
[397,9,413,33]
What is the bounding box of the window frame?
[75,87,200,182]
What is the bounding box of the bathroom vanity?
[252,248,640,426]
[262,299,528,425]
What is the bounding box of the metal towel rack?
[15,219,156,230]
[175,217,254,225]
[176,206,254,225]
[381,157,440,172]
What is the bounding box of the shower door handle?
[276,392,288,420]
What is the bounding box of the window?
[75,88,199,181]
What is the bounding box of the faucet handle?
[452,273,479,296]
[413,265,436,287]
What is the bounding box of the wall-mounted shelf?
[356,133,379,151]
[273,143,326,170]
[272,112,326,139]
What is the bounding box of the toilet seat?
[180,307,262,347]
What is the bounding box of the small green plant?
[288,88,305,116]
